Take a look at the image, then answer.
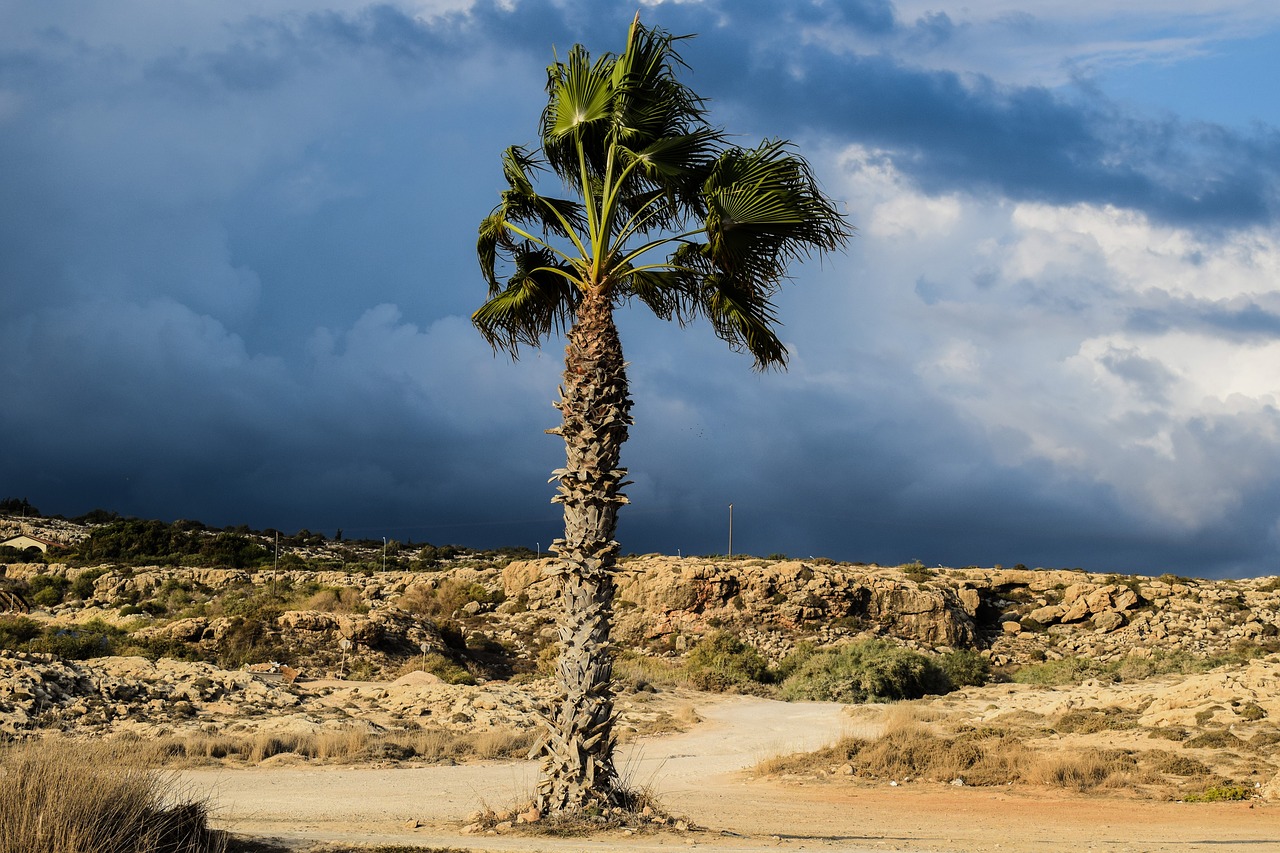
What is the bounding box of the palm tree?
[473,15,850,815]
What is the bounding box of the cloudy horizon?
[3,1,1279,576]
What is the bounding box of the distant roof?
[0,534,67,551]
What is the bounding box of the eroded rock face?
[8,556,1280,688]
[127,607,448,672]
[503,558,978,649]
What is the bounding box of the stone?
[1061,598,1091,623]
[1030,605,1064,624]
[1093,611,1125,633]
[1112,588,1140,610]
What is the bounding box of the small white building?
[0,534,63,553]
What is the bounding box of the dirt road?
[184,695,1280,852]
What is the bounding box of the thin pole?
[728,504,733,557]
[382,537,387,572]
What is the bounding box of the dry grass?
[301,587,367,614]
[612,652,698,691]
[144,725,536,766]
[0,738,225,853]
[755,712,1238,798]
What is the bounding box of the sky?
[3,0,1279,577]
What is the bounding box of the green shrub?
[899,561,933,582]
[684,631,771,691]
[71,568,110,600]
[28,618,126,659]
[773,641,818,682]
[0,615,42,650]
[1183,731,1245,749]
[1184,784,1252,802]
[26,573,68,607]
[412,653,476,686]
[780,639,951,703]
[1011,657,1115,686]
[214,617,286,668]
[1238,702,1267,722]
[396,579,499,620]
[939,649,990,688]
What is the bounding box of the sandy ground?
[184,695,1280,852]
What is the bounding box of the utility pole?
[382,536,387,572]
[728,504,733,557]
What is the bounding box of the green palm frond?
[472,245,580,354]
[702,274,789,370]
[704,139,849,258]
[497,146,587,239]
[613,265,702,323]
[478,146,588,295]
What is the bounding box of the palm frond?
[496,146,587,240]
[613,265,703,324]
[703,139,850,262]
[472,245,581,355]
[702,274,789,370]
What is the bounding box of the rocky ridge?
[4,556,1280,743]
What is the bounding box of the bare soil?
[184,693,1280,852]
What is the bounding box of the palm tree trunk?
[537,285,632,814]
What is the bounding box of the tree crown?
[474,16,851,369]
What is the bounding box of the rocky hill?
[8,554,1276,663]
[4,510,1280,747]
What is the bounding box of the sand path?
[183,695,1280,852]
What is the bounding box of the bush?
[939,649,990,688]
[1184,784,1253,802]
[301,587,367,614]
[0,615,42,650]
[214,617,286,668]
[1011,657,1115,686]
[780,639,952,703]
[684,632,771,691]
[26,574,68,607]
[395,579,499,619]
[27,618,126,660]
[0,738,226,853]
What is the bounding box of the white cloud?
[821,143,1280,530]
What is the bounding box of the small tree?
[474,15,850,814]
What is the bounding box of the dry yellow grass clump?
[0,738,225,853]
[756,706,1244,799]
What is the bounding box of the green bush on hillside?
[25,573,68,607]
[780,639,953,703]
[939,648,991,688]
[684,631,772,690]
